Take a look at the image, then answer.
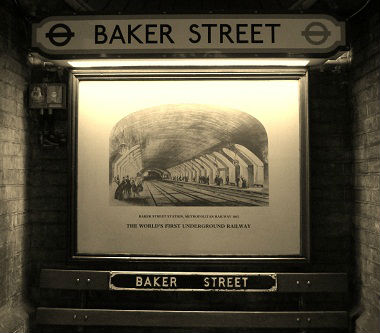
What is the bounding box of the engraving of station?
[110,105,268,207]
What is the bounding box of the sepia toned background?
[0,0,379,332]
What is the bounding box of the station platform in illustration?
[110,180,268,206]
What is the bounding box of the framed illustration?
[69,67,309,262]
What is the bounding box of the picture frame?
[69,67,309,263]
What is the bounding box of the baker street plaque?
[110,272,277,292]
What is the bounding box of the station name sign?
[32,15,346,58]
[109,272,277,292]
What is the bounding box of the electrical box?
[29,83,66,109]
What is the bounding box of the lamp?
[68,58,310,68]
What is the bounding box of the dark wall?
[308,66,352,273]
[350,2,380,332]
[0,0,31,332]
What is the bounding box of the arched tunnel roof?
[110,104,268,173]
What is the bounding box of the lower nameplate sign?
[109,272,277,292]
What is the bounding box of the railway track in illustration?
[147,181,267,206]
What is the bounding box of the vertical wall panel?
[0,0,31,332]
[350,2,380,332]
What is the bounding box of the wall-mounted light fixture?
[67,58,310,68]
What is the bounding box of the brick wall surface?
[350,2,380,333]
[0,0,31,332]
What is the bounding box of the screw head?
[307,317,311,323]
[86,278,91,283]
[75,278,80,283]
[296,280,300,285]
[296,317,301,322]
[306,280,311,286]
[84,315,88,321]
[73,314,77,320]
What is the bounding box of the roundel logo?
[45,23,75,47]
[301,22,331,45]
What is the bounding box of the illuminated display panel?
[70,69,309,261]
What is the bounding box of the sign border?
[31,14,347,59]
[109,271,278,292]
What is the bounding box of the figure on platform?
[137,179,143,194]
[236,177,240,188]
[241,177,247,189]
[226,175,229,185]
[131,179,137,198]
[114,177,124,200]
[124,176,132,199]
